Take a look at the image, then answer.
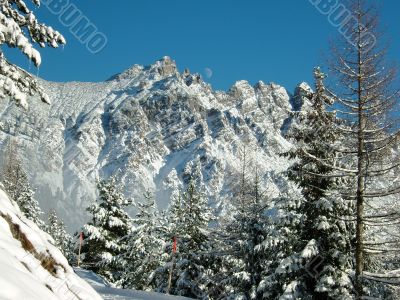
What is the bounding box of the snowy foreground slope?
[0,187,101,300]
[0,56,303,229]
[75,268,192,300]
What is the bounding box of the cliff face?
[0,57,303,229]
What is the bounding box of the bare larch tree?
[302,0,400,297]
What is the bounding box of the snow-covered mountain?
[0,57,306,230]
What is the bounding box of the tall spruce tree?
[1,140,45,229]
[1,139,25,200]
[257,68,356,299]
[153,179,214,298]
[216,165,270,300]
[119,191,167,290]
[46,210,75,264]
[80,176,132,283]
[16,177,45,229]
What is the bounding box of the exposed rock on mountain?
[0,57,300,230]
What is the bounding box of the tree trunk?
[355,9,365,296]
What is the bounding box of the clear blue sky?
[5,0,400,92]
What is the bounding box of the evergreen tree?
[16,178,45,229]
[120,191,167,290]
[0,0,65,108]
[216,166,270,300]
[1,139,25,200]
[257,192,312,299]
[46,210,75,264]
[258,68,356,299]
[153,179,215,299]
[80,176,132,283]
[1,140,45,229]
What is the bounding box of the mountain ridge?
[0,56,310,231]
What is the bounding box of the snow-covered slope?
[0,57,301,230]
[0,186,101,300]
[75,268,192,300]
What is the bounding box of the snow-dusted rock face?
[0,57,298,230]
[0,187,101,300]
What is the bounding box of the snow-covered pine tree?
[257,68,356,299]
[16,176,45,229]
[215,164,270,300]
[119,191,167,290]
[80,176,132,283]
[1,138,24,200]
[1,140,45,229]
[46,210,75,264]
[257,190,310,299]
[0,0,65,108]
[153,178,214,299]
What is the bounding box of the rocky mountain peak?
[107,56,178,83]
[292,82,313,111]
[107,64,144,81]
[152,56,178,78]
[0,57,302,230]
[228,80,254,99]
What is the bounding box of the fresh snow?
[0,184,192,300]
[75,268,193,300]
[0,187,101,300]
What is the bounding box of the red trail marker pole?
[167,236,177,294]
[77,232,83,267]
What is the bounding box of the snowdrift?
[75,268,193,300]
[0,187,101,300]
